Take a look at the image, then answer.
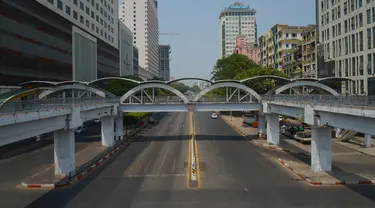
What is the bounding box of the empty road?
[6,112,375,208]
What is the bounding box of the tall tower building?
[119,0,159,79]
[159,45,171,81]
[219,2,257,58]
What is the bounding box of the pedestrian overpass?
[2,75,374,175]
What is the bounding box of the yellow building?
[301,25,317,78]
[258,24,305,71]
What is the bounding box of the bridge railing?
[0,97,119,114]
[262,95,375,108]
[195,96,258,103]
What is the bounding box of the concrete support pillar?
[364,134,372,148]
[54,129,75,176]
[311,127,332,172]
[266,114,279,145]
[101,116,114,147]
[258,115,266,138]
[115,117,124,141]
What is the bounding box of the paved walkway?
[220,114,375,184]
[23,141,106,185]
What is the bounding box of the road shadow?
[24,113,171,208]
[25,130,150,208]
[284,145,375,203]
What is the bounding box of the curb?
[251,140,284,151]
[278,158,375,185]
[20,125,146,189]
[219,116,253,138]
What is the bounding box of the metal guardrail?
[0,97,119,114]
[262,95,375,108]
[124,95,259,104]
[196,96,258,103]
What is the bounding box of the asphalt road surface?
[8,112,375,207]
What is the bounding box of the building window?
[65,6,72,15]
[360,31,364,51]
[368,28,372,49]
[368,54,372,75]
[80,1,84,10]
[57,0,63,10]
[47,0,54,4]
[367,9,371,24]
[73,10,77,19]
[80,15,84,23]
[73,0,77,5]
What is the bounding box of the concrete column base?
[101,116,114,147]
[115,117,124,141]
[364,134,372,148]
[258,115,266,138]
[311,127,332,172]
[266,114,279,145]
[54,129,75,176]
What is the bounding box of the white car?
[75,126,88,134]
[211,113,218,119]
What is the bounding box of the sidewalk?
[22,141,106,186]
[221,114,375,185]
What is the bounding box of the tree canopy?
[211,54,258,81]
[170,82,190,94]
[210,54,288,94]
[104,75,142,96]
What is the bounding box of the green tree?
[105,75,143,96]
[210,53,288,94]
[211,54,258,81]
[189,85,201,93]
[170,82,190,94]
[235,67,288,94]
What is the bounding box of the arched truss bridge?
[0,76,352,106]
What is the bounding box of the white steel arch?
[38,84,108,99]
[167,77,213,84]
[240,75,291,83]
[120,83,189,103]
[192,82,261,101]
[275,81,340,96]
[88,77,141,85]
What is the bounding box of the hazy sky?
[121,0,316,80]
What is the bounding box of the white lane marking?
[244,187,248,191]
[135,142,154,163]
[158,145,171,174]
[23,165,53,181]
[144,160,153,172]
[126,174,184,178]
[172,159,176,173]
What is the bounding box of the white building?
[318,0,375,95]
[119,21,133,76]
[119,0,159,79]
[219,2,257,58]
[37,0,119,49]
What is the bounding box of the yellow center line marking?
[193,118,201,189]
[186,112,192,188]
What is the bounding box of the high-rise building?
[301,25,317,79]
[219,2,257,58]
[317,0,375,95]
[0,0,122,86]
[258,24,305,69]
[119,0,159,79]
[159,45,171,81]
[119,21,133,76]
[233,36,258,64]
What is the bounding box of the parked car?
[34,134,48,142]
[75,126,88,134]
[211,113,218,119]
[148,116,155,124]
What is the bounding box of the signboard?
[229,3,249,10]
